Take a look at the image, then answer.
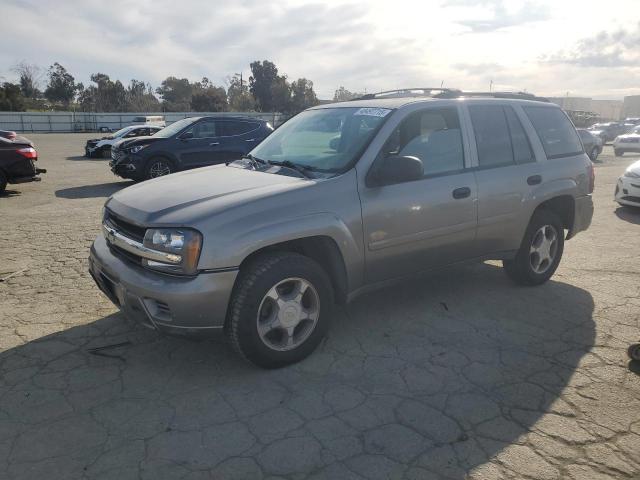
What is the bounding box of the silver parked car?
[90,89,594,368]
[577,128,603,161]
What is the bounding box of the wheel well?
[534,195,575,231]
[239,236,349,304]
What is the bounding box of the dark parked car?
[0,136,46,194]
[110,116,274,181]
[85,125,163,158]
[577,129,603,161]
[587,122,628,143]
[0,130,17,141]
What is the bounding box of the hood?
[626,159,640,175]
[116,135,164,150]
[106,164,311,225]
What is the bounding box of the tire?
[144,157,173,180]
[0,170,7,194]
[590,148,599,162]
[614,149,624,157]
[503,209,565,286]
[628,344,640,361]
[226,252,334,369]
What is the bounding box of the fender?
[202,212,365,292]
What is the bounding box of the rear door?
[466,103,542,255]
[213,120,262,163]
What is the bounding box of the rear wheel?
[590,148,599,162]
[614,149,624,157]
[0,170,7,194]
[226,252,333,368]
[503,210,564,286]
[145,158,173,180]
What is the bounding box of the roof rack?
[354,88,549,102]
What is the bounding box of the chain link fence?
[0,111,287,133]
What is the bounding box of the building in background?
[623,95,640,119]
[547,97,624,124]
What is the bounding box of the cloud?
[542,23,640,68]
[442,0,549,33]
[453,62,504,75]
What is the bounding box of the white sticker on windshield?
[354,108,392,118]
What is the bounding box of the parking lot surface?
[0,134,639,480]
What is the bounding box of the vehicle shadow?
[0,189,21,198]
[0,263,595,479]
[55,181,132,199]
[614,206,640,225]
[66,155,109,161]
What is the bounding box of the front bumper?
[110,152,142,179]
[89,235,238,334]
[615,176,640,207]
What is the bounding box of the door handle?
[527,175,542,185]
[245,138,256,142]
[452,187,471,199]
[209,142,220,146]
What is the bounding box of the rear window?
[524,107,583,159]
[220,120,259,136]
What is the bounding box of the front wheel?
[590,148,599,162]
[614,149,624,157]
[145,158,173,180]
[503,210,565,286]
[226,252,333,368]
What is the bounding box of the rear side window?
[220,121,260,136]
[524,107,583,159]
[504,107,534,164]
[469,105,514,168]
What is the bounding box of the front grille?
[621,195,640,203]
[105,210,146,243]
[108,243,143,266]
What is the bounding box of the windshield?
[250,107,391,173]
[111,127,133,138]
[153,118,198,138]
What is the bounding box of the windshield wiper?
[268,160,315,179]
[233,153,270,169]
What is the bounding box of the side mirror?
[180,131,194,140]
[369,155,424,186]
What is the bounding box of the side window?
[523,107,583,159]
[504,107,535,164]
[124,129,140,138]
[382,108,464,178]
[469,105,514,168]
[220,121,260,136]
[191,121,217,138]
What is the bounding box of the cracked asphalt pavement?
[0,134,639,479]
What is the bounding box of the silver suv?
[90,89,594,368]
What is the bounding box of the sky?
[1,0,639,100]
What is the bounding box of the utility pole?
[489,79,493,92]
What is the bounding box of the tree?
[333,86,362,102]
[156,77,192,111]
[44,63,77,107]
[227,74,255,111]
[0,83,25,111]
[126,80,160,112]
[270,76,291,113]
[191,77,228,112]
[289,78,318,113]
[249,60,280,112]
[12,61,42,99]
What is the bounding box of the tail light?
[16,147,37,160]
[588,162,595,193]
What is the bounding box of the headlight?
[142,228,202,275]
[624,170,640,178]
[129,144,148,154]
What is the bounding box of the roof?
[312,96,555,110]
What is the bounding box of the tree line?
[0,60,344,114]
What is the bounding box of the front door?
[178,119,222,168]
[359,107,478,283]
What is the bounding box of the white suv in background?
[613,126,640,157]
